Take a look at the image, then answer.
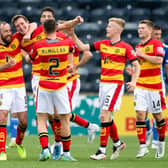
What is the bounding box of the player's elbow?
[87,51,93,58]
[83,51,92,60]
[155,57,163,64]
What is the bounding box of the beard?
[1,34,11,45]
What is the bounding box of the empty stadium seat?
[0,0,167,93]
[130,8,151,22]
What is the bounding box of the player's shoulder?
[0,45,6,52]
[119,40,133,49]
[56,32,67,40]
[34,38,46,47]
[32,24,43,37]
[98,39,109,43]
[12,32,23,40]
[151,38,163,45]
[36,24,43,31]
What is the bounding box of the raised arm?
[23,22,37,41]
[67,52,74,73]
[57,16,83,31]
[75,51,92,70]
[66,28,90,51]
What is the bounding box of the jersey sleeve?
[126,44,137,62]
[154,40,164,57]
[89,40,102,51]
[68,41,74,53]
[29,44,37,60]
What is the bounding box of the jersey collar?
[110,40,121,46]
[141,38,152,46]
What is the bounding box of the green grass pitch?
[1,136,167,168]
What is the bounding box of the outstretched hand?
[126,81,136,92]
[135,47,144,58]
[75,16,84,24]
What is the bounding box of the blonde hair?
[108,17,125,31]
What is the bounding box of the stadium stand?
[0,0,167,93]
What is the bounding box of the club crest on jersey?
[145,46,150,53]
[36,35,42,41]
[11,44,16,49]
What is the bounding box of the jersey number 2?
[49,58,59,75]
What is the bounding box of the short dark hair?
[43,19,56,34]
[41,7,55,17]
[139,19,154,28]
[11,15,28,26]
[153,25,161,31]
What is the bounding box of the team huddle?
[0,6,167,162]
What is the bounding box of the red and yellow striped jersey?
[65,36,80,82]
[90,40,137,84]
[21,24,66,76]
[30,38,73,91]
[136,38,164,91]
[0,33,24,89]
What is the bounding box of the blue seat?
[62,7,85,20]
[152,7,168,22]
[20,7,41,22]
[0,7,18,22]
[76,22,100,37]
[130,8,151,22]
[154,20,168,31]
[106,8,128,20]
[90,8,108,22]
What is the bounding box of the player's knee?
[136,111,145,120]
[0,111,8,124]
[100,114,105,122]
[19,119,27,129]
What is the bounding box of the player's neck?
[110,35,121,44]
[141,35,151,44]
[46,33,57,40]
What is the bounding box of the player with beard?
[0,21,28,160]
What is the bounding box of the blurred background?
[1,0,168,94]
[1,0,168,135]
